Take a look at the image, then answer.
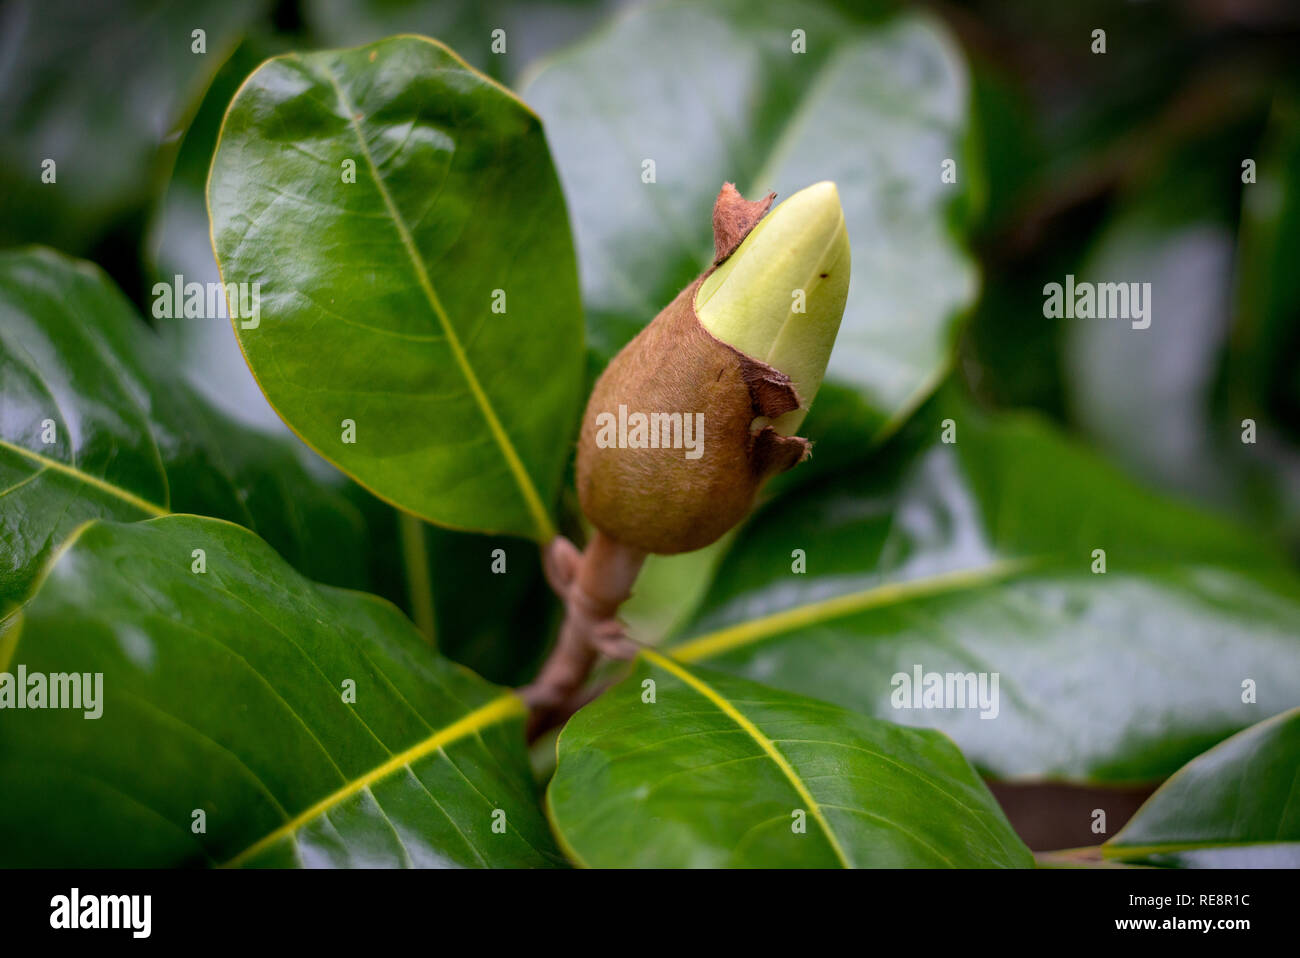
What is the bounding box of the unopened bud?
[695,181,849,435]
[577,182,851,554]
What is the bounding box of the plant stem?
[521,529,646,738]
[397,512,436,645]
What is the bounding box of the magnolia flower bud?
[695,181,850,436]
[577,182,851,554]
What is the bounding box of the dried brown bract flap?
[576,183,811,555]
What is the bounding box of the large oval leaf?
[147,43,561,648]
[209,35,584,542]
[0,515,561,867]
[666,397,1300,783]
[524,0,980,449]
[547,650,1031,868]
[1105,708,1300,867]
[0,248,369,609]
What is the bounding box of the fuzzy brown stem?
[521,529,646,738]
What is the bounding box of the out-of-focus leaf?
[0,0,266,252]
[147,37,286,434]
[666,394,1300,783]
[524,0,981,461]
[0,248,369,607]
[1062,120,1300,547]
[1227,94,1300,545]
[417,525,560,687]
[1234,97,1300,427]
[962,53,1045,239]
[0,515,562,867]
[1064,194,1239,507]
[1105,708,1300,867]
[547,651,1032,867]
[209,36,584,542]
[302,0,622,83]
[619,534,735,646]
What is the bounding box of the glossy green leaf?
[0,248,372,609]
[209,35,584,542]
[1105,708,1300,867]
[548,650,1032,868]
[667,398,1300,783]
[0,0,265,251]
[147,41,559,643]
[524,0,980,450]
[0,515,562,867]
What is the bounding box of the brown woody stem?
[520,529,646,738]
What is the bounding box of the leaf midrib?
[640,648,852,867]
[1105,839,1300,859]
[222,691,525,867]
[0,438,168,517]
[313,56,555,543]
[669,559,1030,663]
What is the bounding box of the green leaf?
[1105,708,1300,867]
[0,514,562,868]
[0,0,266,251]
[209,35,584,542]
[547,650,1032,868]
[0,248,372,609]
[524,0,980,450]
[666,398,1300,783]
[147,41,560,639]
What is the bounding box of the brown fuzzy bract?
[576,183,811,555]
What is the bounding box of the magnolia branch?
[519,530,645,738]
